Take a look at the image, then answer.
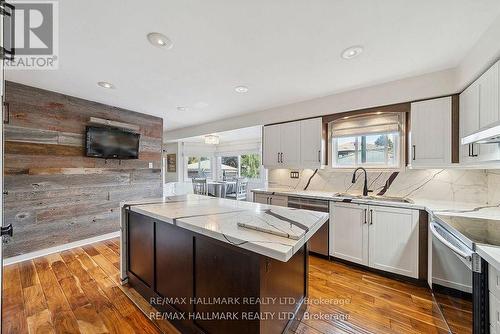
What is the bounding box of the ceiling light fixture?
[204,134,220,145]
[97,81,114,89]
[147,32,173,49]
[235,85,249,93]
[343,116,350,119]
[177,106,187,112]
[341,46,364,60]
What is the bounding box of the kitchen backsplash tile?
[268,168,494,204]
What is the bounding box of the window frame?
[216,151,264,181]
[184,155,214,181]
[331,131,402,169]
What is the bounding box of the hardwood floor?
[3,238,455,333]
[2,238,177,334]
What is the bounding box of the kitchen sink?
[334,193,413,204]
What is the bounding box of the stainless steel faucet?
[351,167,372,197]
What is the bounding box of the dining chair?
[226,178,248,201]
[192,178,208,196]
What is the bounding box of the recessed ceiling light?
[376,111,382,115]
[343,116,350,119]
[235,85,249,93]
[341,46,364,60]
[97,81,114,89]
[177,106,187,112]
[147,32,173,49]
[194,102,209,109]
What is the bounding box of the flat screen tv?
[85,126,140,159]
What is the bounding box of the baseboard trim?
[3,231,120,266]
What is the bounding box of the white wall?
[166,68,457,141]
[163,142,183,183]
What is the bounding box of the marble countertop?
[252,187,500,270]
[252,188,500,219]
[122,194,329,262]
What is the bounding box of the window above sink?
[329,112,404,169]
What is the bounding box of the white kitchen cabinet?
[459,60,500,164]
[330,203,369,266]
[409,97,452,167]
[263,124,281,167]
[263,117,323,169]
[479,61,499,128]
[460,81,481,163]
[330,202,419,278]
[253,193,287,207]
[300,118,323,167]
[368,206,419,278]
[280,121,301,167]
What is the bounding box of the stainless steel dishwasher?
[288,196,329,257]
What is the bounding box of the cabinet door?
[269,195,287,207]
[128,211,154,287]
[368,206,419,278]
[330,203,368,266]
[195,238,260,334]
[460,82,481,163]
[410,97,452,166]
[280,121,301,167]
[254,193,269,204]
[479,61,499,128]
[263,124,281,167]
[155,222,193,313]
[300,118,323,168]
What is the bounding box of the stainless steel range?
[430,214,493,334]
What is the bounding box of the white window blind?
[330,113,402,138]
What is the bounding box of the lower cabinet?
[330,202,420,279]
[329,202,368,266]
[368,206,419,278]
[128,211,155,287]
[156,222,194,314]
[253,193,288,207]
[489,265,500,334]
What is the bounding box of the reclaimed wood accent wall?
[4,81,163,257]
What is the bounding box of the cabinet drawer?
[490,265,500,300]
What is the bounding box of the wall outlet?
[290,171,300,179]
[148,162,153,169]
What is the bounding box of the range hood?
[461,121,500,145]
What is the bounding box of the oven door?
[430,221,488,334]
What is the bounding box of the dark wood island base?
[125,210,309,334]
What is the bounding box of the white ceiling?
[7,0,500,132]
[179,125,262,144]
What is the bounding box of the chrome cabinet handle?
[277,152,280,163]
[363,209,367,224]
[412,145,416,161]
[318,150,321,163]
[369,209,373,225]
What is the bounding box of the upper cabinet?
[478,62,499,128]
[300,118,323,167]
[409,97,452,167]
[263,117,324,168]
[459,60,500,163]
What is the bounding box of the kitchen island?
[120,194,328,334]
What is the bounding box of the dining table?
[207,180,237,198]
